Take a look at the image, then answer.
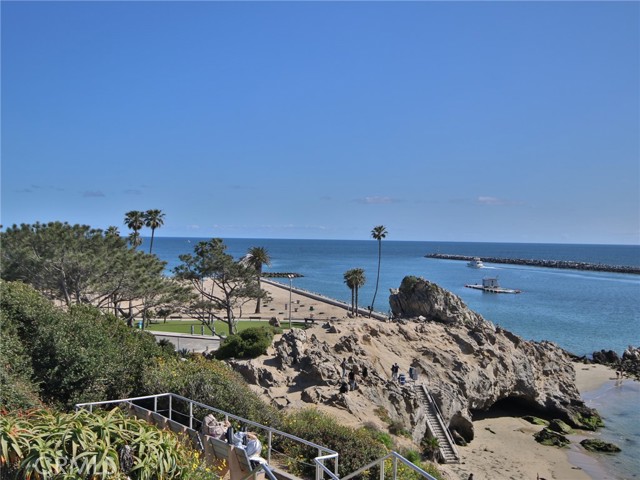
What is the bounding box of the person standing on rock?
[348,368,357,390]
[391,363,399,381]
[341,358,347,378]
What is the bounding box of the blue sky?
[2,1,638,244]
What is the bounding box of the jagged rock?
[534,428,570,447]
[523,416,549,426]
[592,349,620,364]
[227,276,603,447]
[548,419,572,434]
[580,439,621,453]
[389,276,484,326]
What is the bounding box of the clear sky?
[2,1,638,244]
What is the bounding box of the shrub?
[276,408,387,478]
[0,407,214,480]
[215,326,275,360]
[0,281,167,409]
[138,355,282,428]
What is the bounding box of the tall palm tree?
[144,209,165,253]
[242,246,271,313]
[124,211,144,248]
[343,270,356,315]
[344,268,366,316]
[370,225,388,317]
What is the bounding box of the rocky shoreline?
[425,253,640,274]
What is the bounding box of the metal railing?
[419,385,460,463]
[75,392,339,479]
[76,392,444,480]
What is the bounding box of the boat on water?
[467,257,484,268]
[465,277,521,294]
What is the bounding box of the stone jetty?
[425,253,640,274]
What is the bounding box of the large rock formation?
[228,276,601,445]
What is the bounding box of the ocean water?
[149,237,640,479]
[151,238,639,356]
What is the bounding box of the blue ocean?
[150,237,640,479]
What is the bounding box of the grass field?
[145,319,310,336]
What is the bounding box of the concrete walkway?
[148,331,221,354]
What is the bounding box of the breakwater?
[425,253,640,274]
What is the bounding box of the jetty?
[425,253,640,275]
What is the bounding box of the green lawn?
[145,319,310,336]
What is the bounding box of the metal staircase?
[415,385,460,464]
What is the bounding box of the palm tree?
[344,268,366,316]
[343,270,356,315]
[124,211,144,248]
[105,226,120,237]
[370,225,388,317]
[144,209,165,253]
[242,246,271,313]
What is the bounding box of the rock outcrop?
[228,275,602,446]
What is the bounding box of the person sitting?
[232,431,268,466]
[201,413,230,440]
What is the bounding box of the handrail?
[76,392,339,478]
[340,451,438,480]
[420,385,460,462]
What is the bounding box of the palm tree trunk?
[149,228,155,253]
[370,241,382,317]
[355,286,359,316]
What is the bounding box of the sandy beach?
[259,280,620,480]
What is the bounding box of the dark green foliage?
[0,311,41,410]
[138,356,282,428]
[276,409,387,478]
[215,326,275,360]
[1,281,166,409]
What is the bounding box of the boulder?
[534,428,570,447]
[580,439,621,453]
[228,275,603,446]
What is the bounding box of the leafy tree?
[0,222,190,324]
[105,225,120,237]
[241,246,271,313]
[124,210,145,249]
[1,222,128,306]
[174,238,264,335]
[370,225,388,316]
[344,268,366,316]
[143,209,165,253]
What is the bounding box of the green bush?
[138,355,282,428]
[0,310,41,410]
[0,281,167,409]
[215,326,275,360]
[276,408,387,478]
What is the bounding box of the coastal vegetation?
[0,408,214,480]
[214,325,277,360]
[241,246,272,314]
[173,238,265,335]
[343,268,366,315]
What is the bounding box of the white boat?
[467,257,484,268]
